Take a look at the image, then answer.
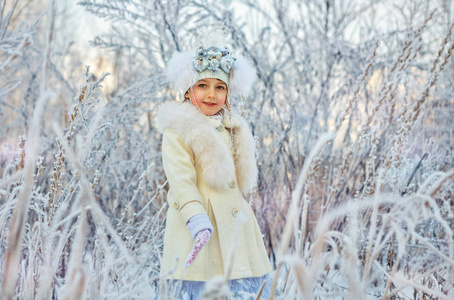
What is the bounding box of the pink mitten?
[184,229,211,267]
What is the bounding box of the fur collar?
[157,101,258,194]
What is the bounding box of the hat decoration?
[165,34,256,96]
[193,46,236,74]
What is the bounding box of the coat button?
[173,201,180,209]
[216,124,224,132]
[229,181,236,188]
[232,208,239,217]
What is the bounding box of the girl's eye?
[198,84,207,88]
[217,86,225,90]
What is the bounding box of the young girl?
[157,32,272,299]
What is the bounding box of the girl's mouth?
[203,102,216,107]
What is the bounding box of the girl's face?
[186,78,227,116]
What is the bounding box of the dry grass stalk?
[1,60,114,298]
[53,89,133,264]
[1,36,97,300]
[48,138,65,219]
[387,275,450,300]
[1,88,52,298]
[427,172,454,199]
[381,21,454,184]
[347,13,436,174]
[290,256,310,299]
[118,165,153,236]
[63,190,88,300]
[310,190,452,297]
[325,149,353,210]
[324,31,427,212]
[383,263,452,298]
[28,62,102,300]
[255,279,267,300]
[32,156,45,187]
[334,45,377,133]
[297,195,310,256]
[14,136,26,171]
[66,66,91,143]
[359,128,380,198]
[269,133,332,300]
[2,137,26,195]
[91,169,101,191]
[381,237,397,298]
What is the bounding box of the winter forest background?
[1,0,453,299]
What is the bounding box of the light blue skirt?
[162,273,272,299]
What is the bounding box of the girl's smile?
[186,78,227,116]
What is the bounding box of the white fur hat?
[165,33,257,96]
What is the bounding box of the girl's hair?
[224,96,231,110]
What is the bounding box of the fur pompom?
[165,51,199,92]
[230,54,257,96]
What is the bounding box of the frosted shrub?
[1,62,166,298]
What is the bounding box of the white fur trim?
[230,54,257,96]
[231,115,258,194]
[165,51,199,92]
[157,102,258,194]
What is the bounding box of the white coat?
[157,101,272,281]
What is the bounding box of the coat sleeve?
[162,128,207,223]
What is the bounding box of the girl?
[157,32,272,299]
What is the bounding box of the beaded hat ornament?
[165,30,256,97]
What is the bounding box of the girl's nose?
[207,87,215,98]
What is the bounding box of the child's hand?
[184,229,211,267]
